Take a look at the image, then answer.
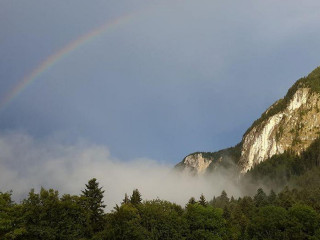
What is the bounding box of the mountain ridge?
[176,66,320,174]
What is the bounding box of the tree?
[59,194,87,239]
[188,197,196,205]
[22,188,61,239]
[122,193,130,205]
[268,190,277,205]
[212,190,229,208]
[138,200,187,240]
[277,186,294,209]
[130,189,142,206]
[199,194,207,207]
[103,204,147,240]
[222,206,231,220]
[254,188,268,207]
[81,178,106,236]
[185,204,227,239]
[0,192,25,239]
[286,204,319,239]
[220,190,229,203]
[247,206,288,240]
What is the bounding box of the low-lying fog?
[0,131,242,211]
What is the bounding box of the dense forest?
[1,175,320,240]
[241,137,320,192]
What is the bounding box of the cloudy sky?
[1,0,320,205]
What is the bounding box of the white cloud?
[0,131,241,211]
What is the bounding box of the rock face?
[179,153,213,174]
[239,88,320,172]
[175,146,241,174]
[176,66,320,174]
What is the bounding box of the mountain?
[176,66,320,174]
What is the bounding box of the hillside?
[176,66,320,174]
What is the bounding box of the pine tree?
[122,193,130,205]
[222,205,231,220]
[188,197,196,205]
[268,190,277,205]
[220,190,229,203]
[130,189,142,206]
[81,178,106,236]
[199,194,207,207]
[214,190,229,208]
[254,188,268,207]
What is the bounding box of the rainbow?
[0,12,136,112]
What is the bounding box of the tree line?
[1,177,320,240]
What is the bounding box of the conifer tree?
[199,194,207,207]
[122,193,130,205]
[268,190,277,205]
[130,189,142,206]
[188,197,196,205]
[222,205,231,220]
[220,190,229,203]
[254,188,268,207]
[81,178,106,235]
[214,190,229,208]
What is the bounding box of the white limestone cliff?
[182,153,213,174]
[239,88,320,172]
[176,69,320,175]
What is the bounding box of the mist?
[0,131,242,211]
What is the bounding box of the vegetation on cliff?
[178,66,320,174]
[244,66,320,136]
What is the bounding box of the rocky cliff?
[176,66,320,174]
[175,153,213,174]
[239,87,320,172]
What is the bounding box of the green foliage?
[103,204,147,240]
[81,178,106,236]
[268,190,277,205]
[188,197,196,205]
[22,188,61,239]
[0,192,26,240]
[197,143,242,164]
[1,182,320,240]
[199,194,208,207]
[185,204,227,240]
[130,189,142,206]
[247,206,288,240]
[179,143,243,173]
[211,190,229,208]
[19,188,88,240]
[58,194,88,239]
[245,137,320,189]
[0,192,13,235]
[138,200,186,240]
[102,199,187,240]
[287,204,319,239]
[275,124,284,141]
[253,188,268,207]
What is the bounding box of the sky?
[1,0,320,205]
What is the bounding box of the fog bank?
[0,131,241,211]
